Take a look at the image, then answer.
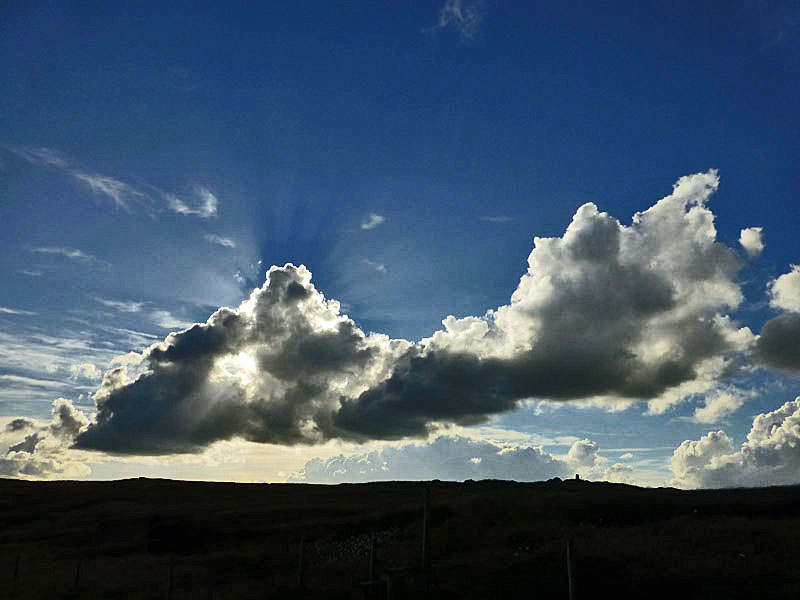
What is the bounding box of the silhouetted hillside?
[1,477,799,599]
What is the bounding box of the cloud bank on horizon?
[287,435,630,484]
[4,170,800,486]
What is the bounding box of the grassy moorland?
[1,477,799,599]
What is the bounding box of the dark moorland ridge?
[1,478,799,600]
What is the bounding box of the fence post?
[369,534,377,581]
[12,554,20,592]
[167,556,174,600]
[297,536,306,592]
[566,540,575,600]
[74,557,82,592]
[422,484,431,599]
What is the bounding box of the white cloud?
[769,265,800,313]
[672,398,800,488]
[110,351,146,367]
[69,363,102,381]
[360,213,386,230]
[480,215,514,224]
[5,144,217,219]
[419,170,754,416]
[600,463,635,484]
[197,188,219,217]
[0,326,130,384]
[0,306,37,316]
[3,145,69,167]
[29,246,107,267]
[150,309,194,330]
[363,259,387,274]
[72,172,143,212]
[567,439,602,474]
[17,269,42,277]
[288,435,572,483]
[92,297,145,313]
[433,0,484,41]
[691,390,748,424]
[0,374,65,389]
[91,296,193,330]
[739,227,764,256]
[203,232,236,248]
[167,187,218,218]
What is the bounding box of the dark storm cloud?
[71,171,755,454]
[755,266,800,373]
[756,314,800,373]
[75,264,398,453]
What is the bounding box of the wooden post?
[297,536,306,592]
[167,556,174,600]
[12,554,20,591]
[422,484,431,599]
[566,540,575,600]
[422,485,430,568]
[369,534,377,581]
[74,557,82,592]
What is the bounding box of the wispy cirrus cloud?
[5,145,143,212]
[150,310,194,330]
[480,215,514,224]
[360,212,386,230]
[91,296,194,330]
[430,0,484,41]
[0,374,66,389]
[4,146,68,168]
[4,145,219,218]
[92,297,145,313]
[362,259,387,274]
[0,307,37,316]
[72,172,143,212]
[203,232,236,248]
[28,246,109,268]
[167,187,218,218]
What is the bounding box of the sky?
[1,1,799,487]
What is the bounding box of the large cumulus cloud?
[73,170,756,454]
[671,398,800,488]
[336,170,753,436]
[76,265,409,453]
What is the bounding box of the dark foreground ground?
[1,478,799,599]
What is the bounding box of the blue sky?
[1,1,799,486]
